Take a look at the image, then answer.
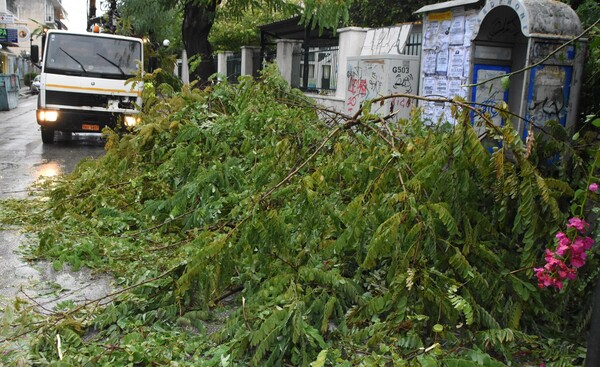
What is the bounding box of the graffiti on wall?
[531,42,575,65]
[346,60,385,114]
[471,66,510,135]
[361,25,413,56]
[526,65,570,133]
[389,61,416,114]
[477,0,530,36]
[345,57,419,120]
[485,15,522,40]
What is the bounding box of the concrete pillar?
[217,51,233,81]
[241,46,260,76]
[334,27,369,99]
[275,39,302,84]
[181,49,189,84]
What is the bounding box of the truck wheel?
[41,127,55,144]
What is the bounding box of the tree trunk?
[182,0,217,85]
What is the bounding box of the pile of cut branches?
[0,67,597,366]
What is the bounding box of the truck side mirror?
[31,45,39,63]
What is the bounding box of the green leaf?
[311,349,328,367]
[592,118,600,127]
[500,75,510,91]
[417,354,439,367]
[443,359,479,367]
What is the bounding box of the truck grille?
[46,90,108,108]
[45,90,135,109]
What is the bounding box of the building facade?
[0,0,67,80]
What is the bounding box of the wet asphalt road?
[0,92,113,312]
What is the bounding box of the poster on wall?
[422,76,435,96]
[463,10,479,46]
[435,48,449,74]
[419,5,475,124]
[450,15,466,45]
[524,65,572,140]
[448,47,465,77]
[422,50,437,74]
[471,65,511,136]
[448,79,468,99]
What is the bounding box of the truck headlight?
[38,110,58,122]
[124,115,140,127]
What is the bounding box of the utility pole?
[109,0,117,33]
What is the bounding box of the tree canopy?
[117,0,349,83]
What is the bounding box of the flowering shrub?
[534,184,597,289]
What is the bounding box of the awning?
[259,16,339,48]
[415,0,483,14]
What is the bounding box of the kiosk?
[416,0,585,139]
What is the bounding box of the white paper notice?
[423,50,437,75]
[422,101,436,124]
[463,48,471,78]
[448,78,468,99]
[424,20,440,46]
[436,48,449,74]
[423,76,436,96]
[464,11,479,46]
[433,103,447,123]
[448,47,465,78]
[438,20,452,47]
[450,16,465,45]
[434,76,449,97]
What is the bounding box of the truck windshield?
[44,33,142,78]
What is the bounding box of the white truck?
[32,29,144,144]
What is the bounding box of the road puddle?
[0,229,115,316]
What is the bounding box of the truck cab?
[34,30,143,144]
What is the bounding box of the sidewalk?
[19,88,34,98]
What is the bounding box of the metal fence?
[292,46,339,93]
[402,32,422,56]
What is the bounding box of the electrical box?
[345,55,420,121]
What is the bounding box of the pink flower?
[556,242,570,256]
[536,222,595,289]
[567,217,589,232]
[535,268,554,288]
[556,232,571,247]
[554,279,564,290]
[571,237,586,253]
[590,183,599,193]
[571,255,586,268]
[545,249,556,262]
[583,236,595,250]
